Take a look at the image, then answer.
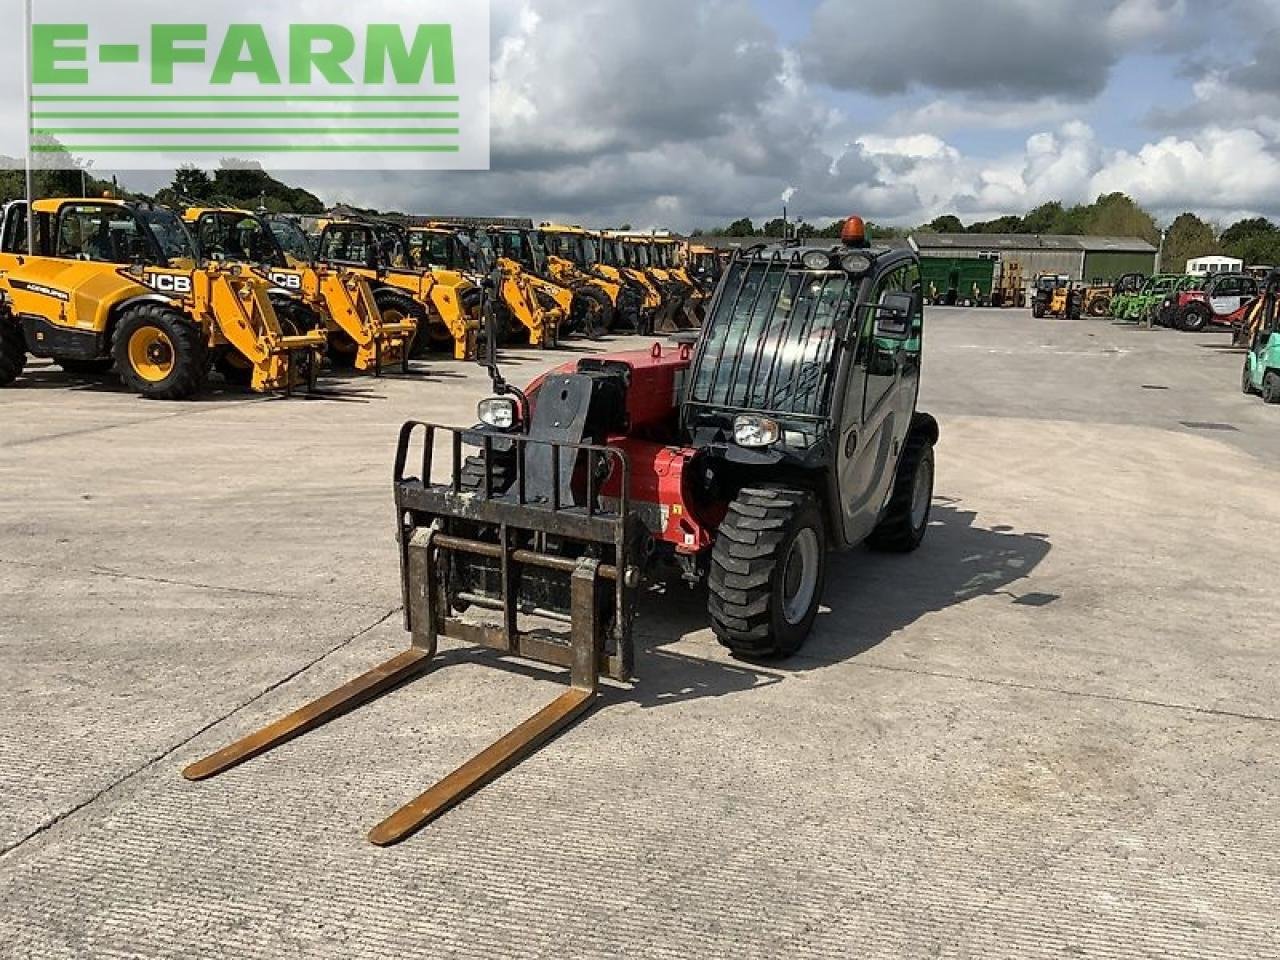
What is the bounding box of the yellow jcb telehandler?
[316,218,481,360]
[0,198,325,399]
[597,232,661,332]
[536,224,629,336]
[407,223,568,349]
[183,207,415,374]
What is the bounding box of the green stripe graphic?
[32,95,460,103]
[33,112,460,120]
[33,144,461,153]
[34,128,460,136]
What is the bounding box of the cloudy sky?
[13,0,1280,230]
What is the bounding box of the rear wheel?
[709,488,826,660]
[1087,296,1110,318]
[1032,302,1045,319]
[1263,371,1280,405]
[0,319,29,386]
[867,432,936,553]
[58,357,114,376]
[112,304,207,401]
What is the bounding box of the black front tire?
[375,289,431,359]
[1243,360,1258,396]
[571,285,615,337]
[112,304,208,401]
[1179,307,1210,332]
[0,320,29,386]
[867,431,936,553]
[709,488,826,660]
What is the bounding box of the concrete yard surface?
[1,310,1277,959]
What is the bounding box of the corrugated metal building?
[909,234,1157,283]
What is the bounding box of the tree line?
[700,193,1280,272]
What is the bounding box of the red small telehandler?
[184,217,940,845]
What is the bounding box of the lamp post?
[22,0,35,254]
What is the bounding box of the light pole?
[22,0,35,254]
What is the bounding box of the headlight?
[478,397,518,429]
[733,415,780,448]
[802,251,833,271]
[841,254,872,274]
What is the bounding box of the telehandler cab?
[316,218,481,360]
[184,208,416,375]
[184,216,939,846]
[0,198,325,399]
[1031,274,1080,319]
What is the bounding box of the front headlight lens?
[841,254,872,274]
[733,415,780,448]
[802,251,833,271]
[478,397,518,429]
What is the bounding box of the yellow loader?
[536,224,628,335]
[0,198,325,399]
[598,232,662,332]
[183,207,415,374]
[407,223,568,349]
[315,218,481,360]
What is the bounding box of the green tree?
[725,217,756,237]
[1160,213,1219,273]
[1084,192,1159,245]
[761,217,788,237]
[924,214,963,233]
[1221,218,1280,268]
[1022,201,1066,234]
[171,165,214,202]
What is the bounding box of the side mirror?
[873,290,915,340]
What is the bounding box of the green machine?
[1242,277,1280,402]
[1115,274,1186,323]
[920,257,995,307]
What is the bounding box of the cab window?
[56,205,145,263]
[319,226,373,266]
[861,265,910,417]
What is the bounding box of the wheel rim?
[781,528,820,626]
[128,327,175,383]
[911,453,934,530]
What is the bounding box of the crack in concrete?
[837,658,1280,725]
[0,606,401,862]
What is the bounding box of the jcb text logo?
[269,273,304,291]
[143,274,194,295]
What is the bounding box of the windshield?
[690,259,855,418]
[581,236,598,265]
[408,231,458,270]
[139,209,198,265]
[195,211,279,265]
[268,217,314,264]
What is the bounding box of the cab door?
[837,263,911,544]
[1210,276,1246,316]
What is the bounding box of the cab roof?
[32,197,129,214]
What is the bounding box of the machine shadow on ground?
[439,500,1053,712]
[11,360,467,403]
